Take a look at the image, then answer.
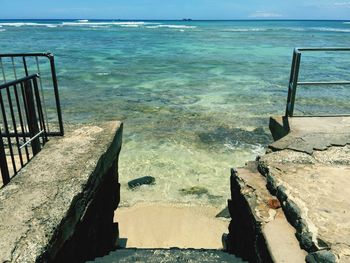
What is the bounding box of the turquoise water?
[1,20,350,205]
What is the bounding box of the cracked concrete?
[229,115,350,262]
[269,116,350,154]
[259,147,350,262]
[260,115,350,262]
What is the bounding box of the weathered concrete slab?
[269,116,350,154]
[226,162,307,263]
[259,146,350,263]
[0,121,123,262]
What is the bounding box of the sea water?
[0,20,349,206]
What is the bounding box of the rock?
[267,198,281,209]
[216,207,231,218]
[305,250,337,263]
[180,186,208,196]
[197,126,272,147]
[128,176,156,189]
[222,233,228,251]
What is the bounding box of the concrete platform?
[259,146,350,262]
[228,115,350,262]
[267,116,350,262]
[269,116,350,154]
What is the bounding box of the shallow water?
[0,20,349,205]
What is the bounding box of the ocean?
[0,20,349,206]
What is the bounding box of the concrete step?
[88,248,246,263]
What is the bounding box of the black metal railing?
[285,47,350,117]
[0,53,64,136]
[0,53,64,186]
[0,74,48,185]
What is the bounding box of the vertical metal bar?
[11,57,17,79]
[35,57,50,133]
[12,57,29,134]
[285,50,297,116]
[288,52,302,117]
[24,79,41,155]
[0,57,6,83]
[0,126,10,185]
[13,83,30,161]
[48,54,64,136]
[32,76,48,143]
[22,58,33,150]
[19,82,31,161]
[22,57,29,76]
[0,89,17,174]
[6,85,24,167]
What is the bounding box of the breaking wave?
[310,27,350,33]
[146,25,197,29]
[0,22,58,28]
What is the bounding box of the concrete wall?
[226,167,273,263]
[0,121,122,263]
[226,163,307,263]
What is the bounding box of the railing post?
[24,78,41,155]
[0,126,10,185]
[48,54,64,136]
[285,49,297,117]
[288,52,301,117]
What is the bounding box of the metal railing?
[0,53,64,136]
[0,53,64,186]
[0,74,48,185]
[285,47,350,117]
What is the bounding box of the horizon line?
[0,18,350,21]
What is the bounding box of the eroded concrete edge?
[257,161,339,263]
[227,162,306,263]
[0,121,123,263]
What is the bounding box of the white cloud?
[333,2,350,7]
[249,11,283,18]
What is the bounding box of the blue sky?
[0,0,349,20]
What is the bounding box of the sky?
[0,0,349,20]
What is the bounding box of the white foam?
[77,19,89,23]
[91,25,111,28]
[97,72,110,76]
[120,24,140,28]
[0,22,58,28]
[61,21,157,27]
[146,24,197,29]
[0,29,6,32]
[224,28,267,32]
[250,144,266,156]
[224,142,265,156]
[310,27,350,32]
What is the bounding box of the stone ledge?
[0,121,123,263]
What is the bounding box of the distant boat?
[182,18,193,21]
